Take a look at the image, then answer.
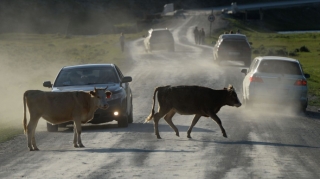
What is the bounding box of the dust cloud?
[0,51,64,129]
[0,1,136,131]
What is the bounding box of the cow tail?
[144,87,160,123]
[23,91,27,134]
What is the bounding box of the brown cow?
[145,85,241,139]
[23,87,112,151]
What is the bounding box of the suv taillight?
[294,79,307,86]
[249,76,263,82]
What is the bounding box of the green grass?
[209,18,320,106]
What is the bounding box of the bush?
[300,45,310,52]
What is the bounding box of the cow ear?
[228,84,234,90]
[106,91,112,99]
[90,91,96,96]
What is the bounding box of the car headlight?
[107,90,125,101]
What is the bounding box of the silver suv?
[144,28,175,52]
[213,34,252,66]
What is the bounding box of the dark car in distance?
[213,34,252,66]
[43,64,133,132]
[144,28,175,52]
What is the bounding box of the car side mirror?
[43,81,52,88]
[241,69,247,75]
[121,76,132,83]
[304,73,310,78]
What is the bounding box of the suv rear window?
[220,40,249,48]
[151,30,173,41]
[258,60,302,75]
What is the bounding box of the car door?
[115,65,132,114]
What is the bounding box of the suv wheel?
[118,116,128,128]
[47,123,58,132]
[128,106,133,123]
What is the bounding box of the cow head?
[90,87,112,110]
[225,84,241,107]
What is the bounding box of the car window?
[54,67,119,87]
[257,60,302,75]
[220,40,249,48]
[150,30,173,41]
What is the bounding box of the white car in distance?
[241,56,310,113]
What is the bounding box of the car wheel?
[128,105,133,123]
[298,104,307,114]
[118,116,128,128]
[47,123,58,132]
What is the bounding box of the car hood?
[51,83,121,93]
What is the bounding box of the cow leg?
[27,114,40,151]
[31,121,40,151]
[73,121,85,148]
[153,107,170,139]
[187,114,201,138]
[209,113,227,138]
[163,109,179,137]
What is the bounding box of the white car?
[241,56,310,112]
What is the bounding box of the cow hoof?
[33,148,39,151]
[29,148,34,151]
[187,135,191,139]
[74,145,79,148]
[79,144,85,148]
[223,134,228,138]
[157,136,162,139]
[176,133,180,137]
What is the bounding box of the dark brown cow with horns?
[23,87,111,151]
[145,85,241,139]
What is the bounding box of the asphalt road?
[1,12,320,179]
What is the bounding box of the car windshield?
[54,67,119,87]
[257,60,302,75]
